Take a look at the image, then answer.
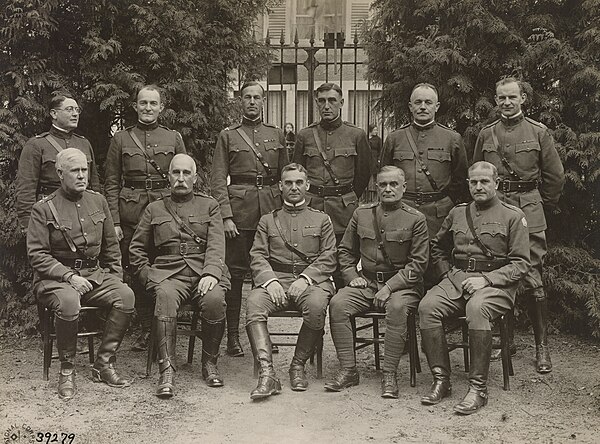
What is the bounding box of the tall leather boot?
[201,318,225,387]
[454,330,492,415]
[226,278,244,357]
[247,321,281,400]
[55,317,78,400]
[289,324,323,391]
[92,308,132,387]
[528,292,552,373]
[155,316,177,398]
[324,321,359,392]
[420,327,452,405]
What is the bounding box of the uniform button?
[80,218,84,222]
[77,204,81,208]
[505,144,510,147]
[470,240,474,244]
[328,132,333,135]
[83,232,87,236]
[384,213,388,217]
[254,130,258,133]
[417,169,422,173]
[293,243,298,247]
[255,143,260,147]
[419,151,423,155]
[147,133,150,136]
[293,228,297,231]
[476,212,480,216]
[380,229,384,233]
[326,146,331,150]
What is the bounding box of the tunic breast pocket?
[428,149,451,172]
[188,215,210,240]
[450,221,468,245]
[122,146,147,173]
[514,142,541,172]
[392,150,415,166]
[151,146,176,169]
[385,229,413,261]
[90,211,106,239]
[301,226,322,254]
[357,224,376,252]
[151,216,176,246]
[479,223,508,253]
[481,144,497,162]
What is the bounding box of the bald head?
[170,154,196,175]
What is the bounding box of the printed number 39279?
[36,432,76,444]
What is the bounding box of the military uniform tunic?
[472,114,564,293]
[129,193,229,319]
[329,201,429,372]
[419,197,531,330]
[380,121,468,237]
[293,116,372,237]
[246,202,337,330]
[16,126,101,229]
[27,188,134,320]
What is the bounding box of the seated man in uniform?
[129,154,228,399]
[326,166,429,398]
[246,163,337,400]
[27,148,134,400]
[418,161,531,415]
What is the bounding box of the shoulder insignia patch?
[482,119,500,130]
[525,117,547,129]
[436,122,452,130]
[307,207,325,214]
[263,122,279,129]
[72,133,86,139]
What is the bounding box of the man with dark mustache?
[130,154,228,398]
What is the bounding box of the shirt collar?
[412,120,436,131]
[137,120,160,130]
[319,113,343,131]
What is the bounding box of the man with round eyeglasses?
[16,93,100,231]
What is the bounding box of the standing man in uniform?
[293,82,372,288]
[418,161,531,414]
[325,166,429,398]
[210,81,287,357]
[473,77,564,373]
[105,84,186,352]
[380,83,468,240]
[27,148,135,400]
[245,163,337,400]
[130,154,228,398]
[16,93,100,231]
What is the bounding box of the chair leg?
[499,315,510,391]
[373,318,381,371]
[188,310,200,364]
[42,308,52,381]
[87,335,95,364]
[146,318,157,376]
[461,322,470,372]
[408,311,417,387]
[316,335,323,379]
[350,316,357,366]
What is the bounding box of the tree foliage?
[0,0,271,333]
[365,0,600,337]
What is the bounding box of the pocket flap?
[341,190,357,206]
[228,187,247,199]
[151,216,172,225]
[90,212,106,224]
[153,145,176,156]
[515,142,541,153]
[302,226,321,237]
[334,147,357,157]
[519,192,542,207]
[428,150,451,162]
[385,229,412,243]
[481,143,496,153]
[480,223,507,237]
[189,215,210,224]
[357,224,376,239]
[393,150,415,161]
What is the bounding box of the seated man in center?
[326,165,429,398]
[246,163,337,400]
[129,154,229,399]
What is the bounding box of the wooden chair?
[253,309,323,378]
[350,309,421,387]
[445,309,515,390]
[39,305,104,381]
[146,305,202,376]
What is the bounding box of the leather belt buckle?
[73,259,83,270]
[145,178,153,190]
[500,181,511,193]
[292,263,298,278]
[414,193,424,205]
[256,175,264,188]
[376,271,385,283]
[179,242,188,256]
[467,258,476,272]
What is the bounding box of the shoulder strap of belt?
[465,204,495,259]
[311,127,340,185]
[371,206,393,266]
[491,125,523,180]
[235,127,271,174]
[47,200,78,253]
[162,198,206,246]
[45,135,64,153]
[405,128,440,191]
[272,210,313,263]
[128,129,169,181]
